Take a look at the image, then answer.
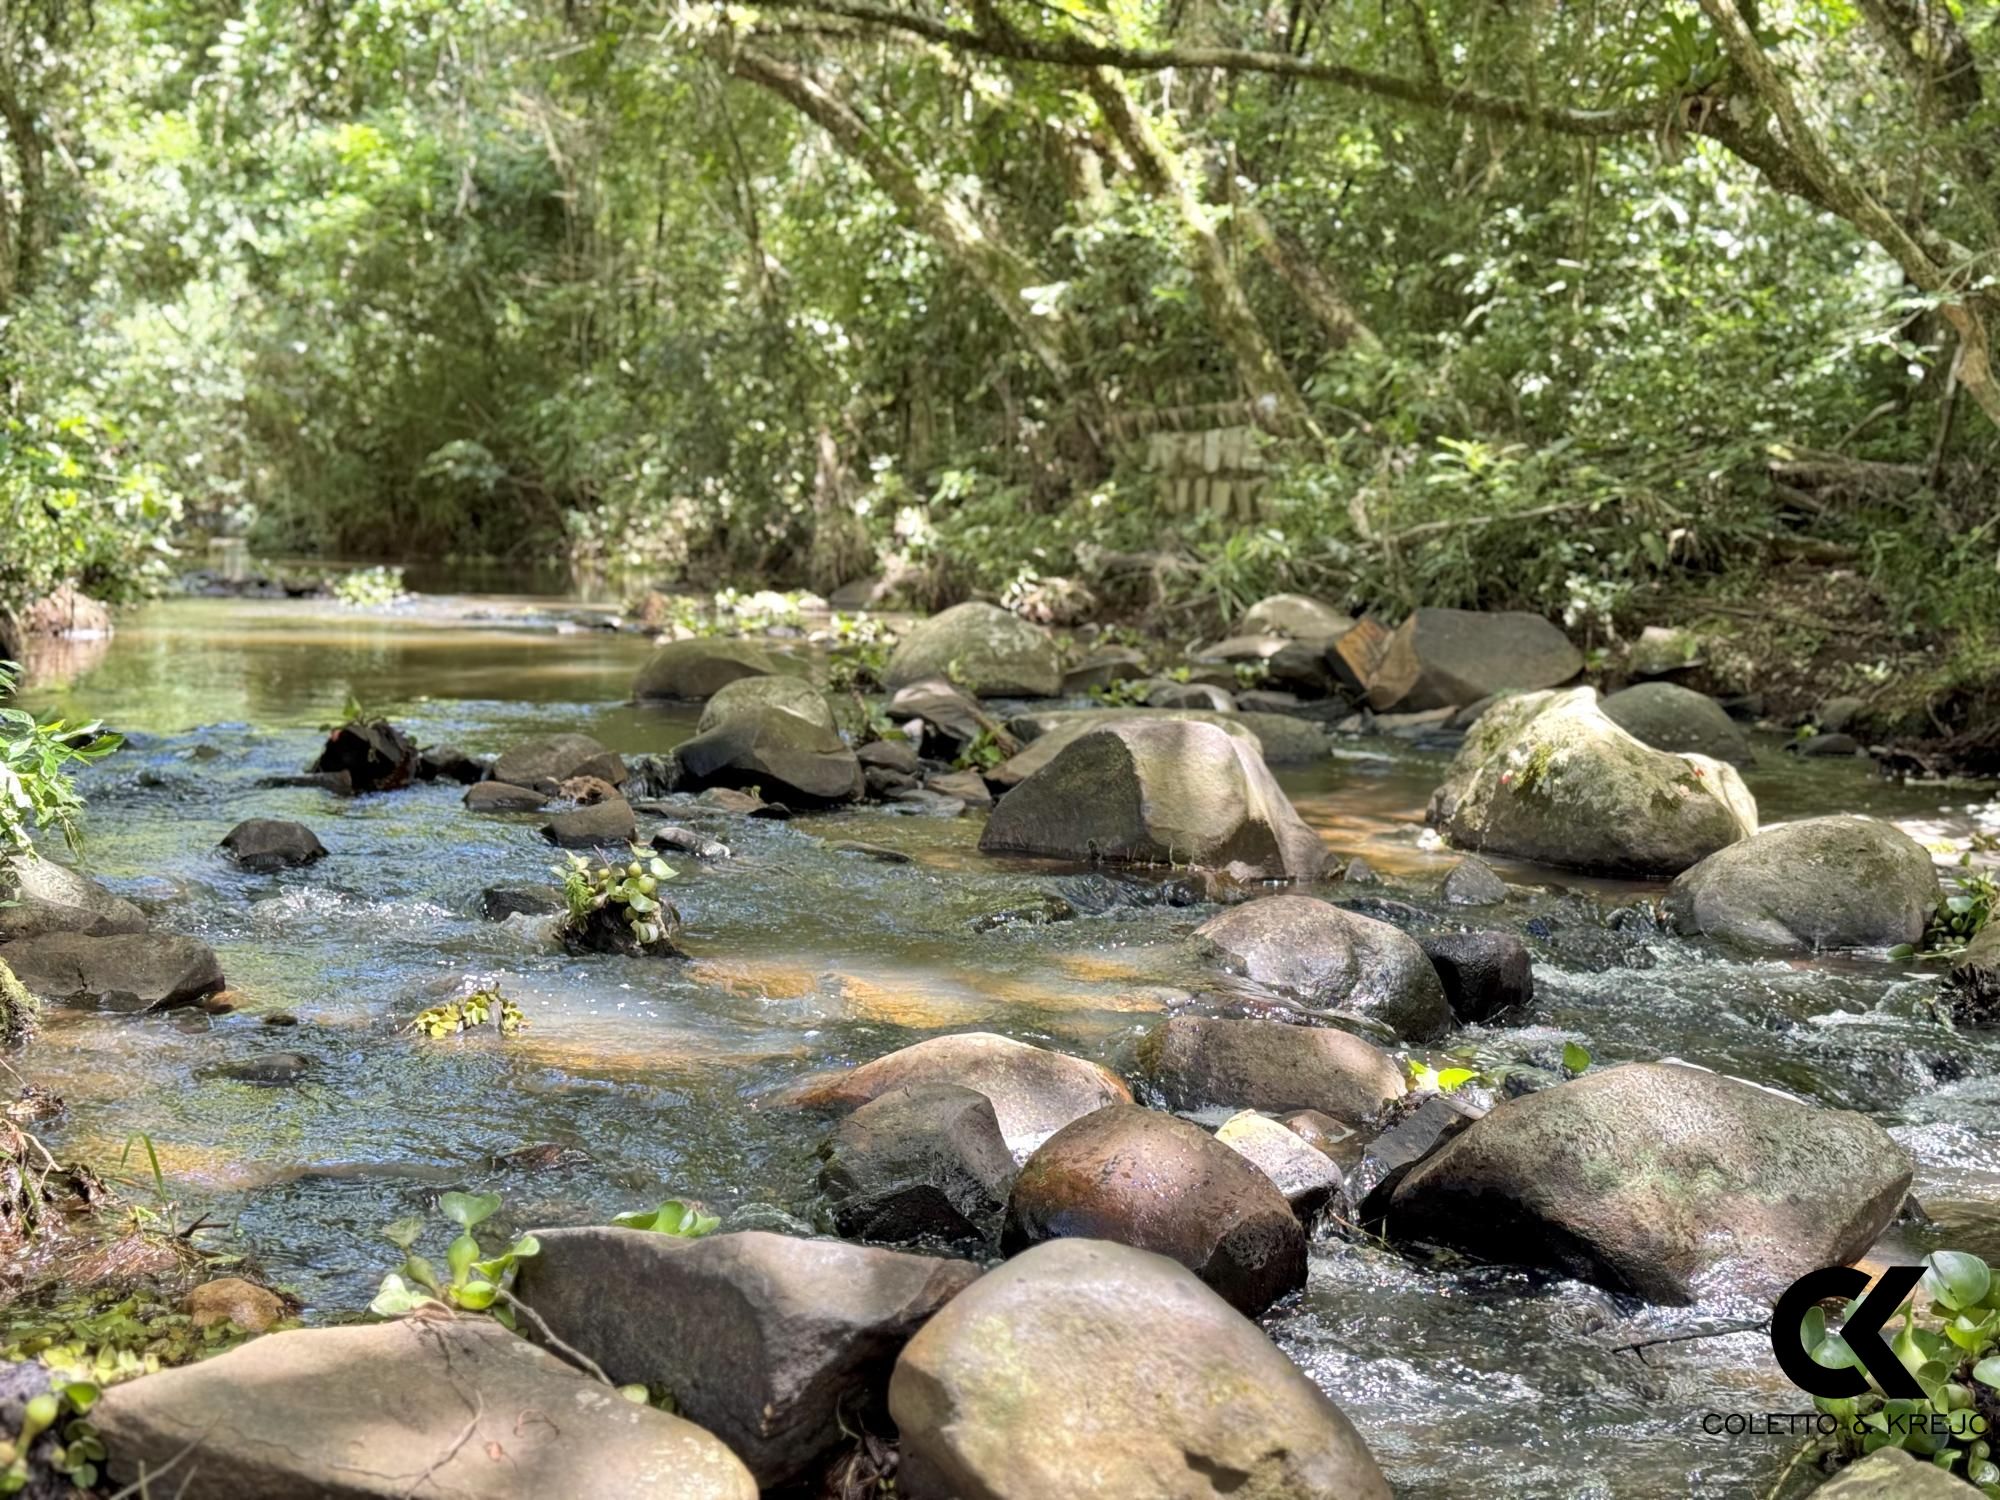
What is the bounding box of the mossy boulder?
[883,602,1062,698]
[0,957,34,1043]
[0,854,147,941]
[994,708,1327,787]
[672,705,863,806]
[980,719,1325,880]
[1663,815,1938,952]
[696,674,837,735]
[1600,682,1752,766]
[633,638,810,701]
[1428,687,1756,877]
[1386,1061,1911,1303]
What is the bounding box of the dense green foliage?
[0,662,123,856]
[6,0,2000,717]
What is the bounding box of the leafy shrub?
[331,566,407,608]
[612,1199,719,1237]
[0,663,123,857]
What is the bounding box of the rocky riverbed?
[3,591,1998,1499]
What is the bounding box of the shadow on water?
[15,595,2000,1498]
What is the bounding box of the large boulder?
[94,1315,757,1500]
[672,707,863,806]
[819,1083,1016,1247]
[491,732,627,791]
[5,932,223,1012]
[890,1238,1391,1500]
[1136,1015,1406,1124]
[1809,1448,1982,1499]
[1367,607,1582,712]
[696,674,837,735]
[980,720,1325,880]
[1002,707,1330,777]
[1002,1103,1307,1316]
[514,1228,977,1488]
[778,1032,1131,1159]
[1600,682,1753,766]
[1191,894,1451,1040]
[1387,1061,1912,1303]
[1241,593,1356,644]
[633,638,808,701]
[1663,815,1938,953]
[1428,687,1757,878]
[219,818,327,872]
[0,855,146,941]
[0,585,110,658]
[883,602,1062,698]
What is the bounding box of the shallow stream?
[18,594,2000,1499]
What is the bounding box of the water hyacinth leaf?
[58,1383,97,1415]
[1561,1041,1591,1074]
[1925,1250,1991,1311]
[383,1215,424,1249]
[1814,1333,1860,1370]
[1435,1067,1478,1091]
[1973,1356,2000,1389]
[447,1232,479,1283]
[369,1273,430,1317]
[455,1279,498,1310]
[440,1191,500,1230]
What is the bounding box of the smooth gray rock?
[1601,682,1753,765]
[539,796,637,848]
[696,674,837,735]
[491,732,626,791]
[514,1228,978,1487]
[219,818,327,872]
[463,780,548,812]
[1368,608,1583,711]
[883,602,1062,697]
[1241,593,1356,643]
[1441,855,1506,906]
[819,1083,1016,1246]
[1215,1109,1342,1216]
[1136,1015,1406,1124]
[5,932,223,1012]
[0,855,146,941]
[634,638,808,701]
[672,707,863,806]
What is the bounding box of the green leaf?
[383,1215,425,1249]
[1972,1356,2000,1389]
[1925,1251,1991,1311]
[440,1191,500,1231]
[1560,1041,1591,1074]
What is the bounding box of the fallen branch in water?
[1610,1319,1769,1357]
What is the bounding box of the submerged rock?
[1003,1103,1307,1316]
[416,743,485,783]
[819,1083,1016,1247]
[183,1276,286,1333]
[883,602,1062,698]
[0,854,146,941]
[1192,894,1451,1039]
[514,1228,977,1488]
[1136,1015,1406,1124]
[94,1316,756,1499]
[890,1238,1391,1500]
[1429,687,1757,878]
[1367,607,1582,712]
[1664,815,1937,952]
[980,719,1325,880]
[5,932,224,1012]
[491,732,627,791]
[208,1051,311,1086]
[219,818,327,872]
[634,638,809,701]
[673,706,863,806]
[1600,682,1752,765]
[479,885,562,921]
[1387,1061,1912,1302]
[777,1032,1132,1159]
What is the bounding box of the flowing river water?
[16,593,2000,1499]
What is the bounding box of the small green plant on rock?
[953,729,1007,772]
[1089,678,1151,709]
[612,1199,719,1237]
[371,1192,538,1328]
[407,987,528,1040]
[555,849,681,955]
[0,1378,102,1495]
[1890,872,1998,961]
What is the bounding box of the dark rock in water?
[882,787,962,817]
[209,1051,311,1086]
[1137,1015,1405,1125]
[310,718,417,792]
[6,932,224,1012]
[1816,696,1866,735]
[1367,607,1582,712]
[1600,682,1753,766]
[1418,931,1534,1021]
[1236,688,1303,713]
[514,1227,978,1488]
[559,895,684,958]
[464,780,547,812]
[819,1083,1016,1247]
[980,719,1325,880]
[828,840,912,864]
[1786,732,1864,757]
[0,854,147,941]
[621,752,680,798]
[697,787,792,819]
[1523,907,1658,972]
[1003,1103,1307,1316]
[891,1238,1392,1500]
[1387,1062,1913,1303]
[1192,894,1451,1040]
[923,768,992,809]
[416,744,485,783]
[856,738,921,776]
[652,826,730,859]
[480,886,562,921]
[864,765,919,798]
[1347,1093,1483,1222]
[219,818,327,872]
[633,638,809,701]
[888,677,1010,758]
[257,770,354,794]
[1441,855,1506,906]
[776,1032,1132,1160]
[1063,645,1147,694]
[884,602,1063,698]
[1947,924,2000,1024]
[491,1141,591,1172]
[540,797,637,848]
[1664,815,1937,953]
[1717,692,1764,721]
[673,707,863,806]
[1338,856,1379,887]
[263,1012,298,1027]
[1148,680,1235,712]
[1214,1109,1342,1217]
[492,732,627,792]
[970,895,1075,931]
[93,1316,756,1500]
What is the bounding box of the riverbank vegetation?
[6,0,2000,736]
